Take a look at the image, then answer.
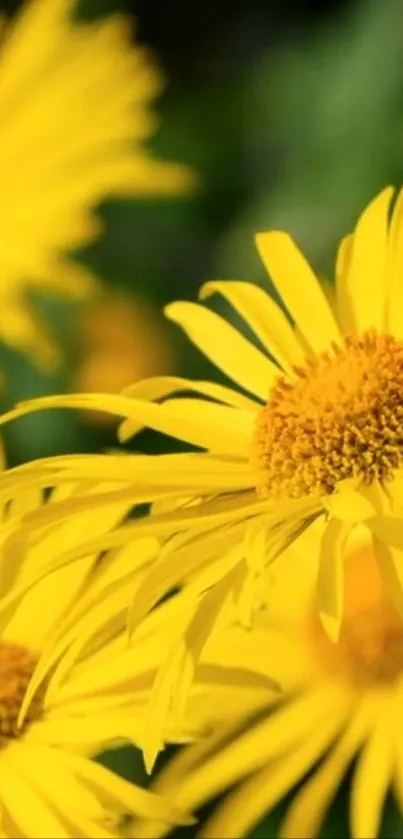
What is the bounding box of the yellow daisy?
[0,482,193,838]
[4,186,403,760]
[134,523,403,839]
[0,0,193,369]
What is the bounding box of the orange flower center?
[313,542,403,686]
[0,641,41,747]
[254,330,403,499]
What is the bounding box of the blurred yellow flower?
[73,292,176,427]
[136,524,403,839]
[0,0,193,369]
[0,483,193,838]
[5,187,403,764]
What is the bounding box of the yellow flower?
[135,523,403,839]
[0,0,193,370]
[0,483,193,838]
[4,186,403,762]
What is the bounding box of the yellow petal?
[198,691,350,839]
[6,741,106,820]
[324,486,375,521]
[367,515,403,550]
[120,374,258,439]
[392,682,403,806]
[340,187,395,333]
[255,231,341,355]
[0,748,71,838]
[351,695,395,839]
[372,537,403,618]
[386,187,403,337]
[335,233,354,332]
[118,398,255,454]
[175,687,342,809]
[56,750,194,824]
[317,519,352,642]
[4,483,130,651]
[280,698,375,839]
[200,280,306,373]
[0,392,255,457]
[165,300,279,400]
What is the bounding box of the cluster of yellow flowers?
[0,1,402,837]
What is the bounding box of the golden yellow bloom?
[0,484,193,838]
[0,0,193,369]
[136,524,403,839]
[4,187,403,766]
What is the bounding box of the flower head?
[3,187,403,765]
[0,481,193,837]
[0,0,193,369]
[135,524,403,839]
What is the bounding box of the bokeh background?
[3,0,403,834]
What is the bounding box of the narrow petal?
[55,751,194,824]
[280,698,375,839]
[340,187,394,332]
[200,280,306,373]
[127,540,244,641]
[0,493,266,627]
[198,693,350,839]
[165,300,279,400]
[118,398,255,454]
[4,484,130,651]
[335,233,354,332]
[120,374,258,439]
[317,519,352,642]
[0,750,71,838]
[386,187,403,337]
[367,516,403,551]
[392,682,403,805]
[372,537,403,618]
[6,741,106,820]
[255,231,341,355]
[142,563,245,772]
[351,695,395,839]
[166,687,344,808]
[0,392,255,457]
[324,486,375,521]
[122,374,258,410]
[12,452,257,492]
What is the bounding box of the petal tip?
[319,611,341,643]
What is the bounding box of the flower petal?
[340,187,394,333]
[200,280,306,373]
[351,695,395,839]
[386,187,403,337]
[280,698,375,839]
[255,231,341,355]
[199,699,349,839]
[317,519,352,642]
[165,301,279,400]
[372,537,403,618]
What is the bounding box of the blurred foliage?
[2,0,403,834]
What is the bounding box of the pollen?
[254,330,403,499]
[0,641,42,747]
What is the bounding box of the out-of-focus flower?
[135,523,403,839]
[0,0,193,370]
[0,482,194,838]
[4,187,403,768]
[73,293,176,427]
